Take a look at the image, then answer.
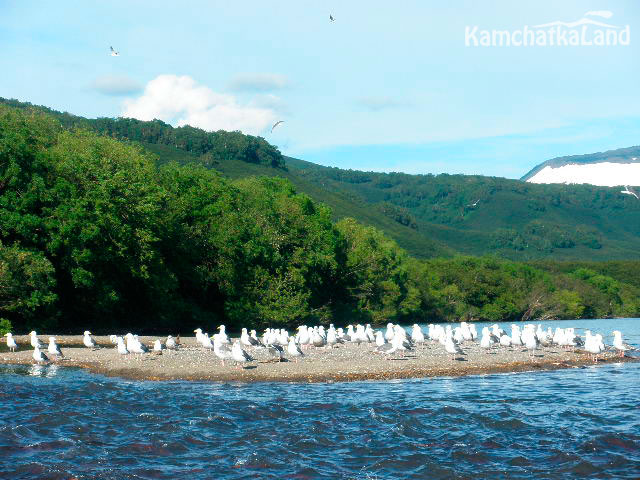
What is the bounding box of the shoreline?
[2,335,637,383]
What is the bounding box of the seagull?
[166,335,177,349]
[241,328,261,348]
[116,337,129,355]
[217,325,230,345]
[32,345,49,364]
[287,337,304,362]
[194,328,205,345]
[267,343,284,362]
[4,333,17,352]
[213,334,232,366]
[83,331,96,349]
[201,333,214,351]
[47,337,64,357]
[467,199,480,207]
[444,336,464,360]
[411,324,425,344]
[612,330,630,357]
[620,186,639,200]
[329,14,335,22]
[30,331,42,348]
[110,46,120,57]
[271,120,284,133]
[231,342,254,369]
[153,339,164,353]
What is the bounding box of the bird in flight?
[271,120,284,133]
[110,46,120,57]
[468,199,480,207]
[329,14,335,22]
[621,186,639,200]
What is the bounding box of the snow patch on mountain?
[526,161,640,187]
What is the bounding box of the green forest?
[1,102,639,335]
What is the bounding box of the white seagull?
[116,337,129,355]
[213,335,232,366]
[166,335,177,349]
[48,337,64,357]
[4,333,17,352]
[287,337,304,362]
[621,186,639,199]
[612,330,630,357]
[32,345,49,364]
[231,342,254,369]
[30,331,42,348]
[83,331,96,349]
[110,46,120,56]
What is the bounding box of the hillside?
[3,97,640,261]
[1,101,639,333]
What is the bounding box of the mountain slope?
[3,97,640,261]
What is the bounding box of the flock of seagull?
[3,321,633,369]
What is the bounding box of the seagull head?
[84,331,91,336]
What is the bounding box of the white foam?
[527,162,640,187]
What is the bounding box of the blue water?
[1,319,639,479]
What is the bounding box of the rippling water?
[2,319,639,479]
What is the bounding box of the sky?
[1,0,639,179]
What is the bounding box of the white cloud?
[228,73,289,92]
[585,10,613,19]
[121,75,277,134]
[91,75,142,96]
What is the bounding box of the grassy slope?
[142,143,640,261]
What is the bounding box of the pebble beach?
[1,334,636,383]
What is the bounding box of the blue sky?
[1,0,639,178]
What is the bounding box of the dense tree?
[0,103,637,334]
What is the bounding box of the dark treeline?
[1,105,638,334]
[0,97,285,169]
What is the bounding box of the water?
[1,319,639,479]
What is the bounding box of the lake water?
[1,318,639,479]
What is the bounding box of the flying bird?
[110,46,120,57]
[468,199,480,207]
[329,14,335,22]
[621,186,639,200]
[271,120,284,133]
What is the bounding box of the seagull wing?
[271,120,284,133]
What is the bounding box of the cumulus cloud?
[91,75,142,96]
[355,96,409,112]
[228,73,289,92]
[121,75,277,134]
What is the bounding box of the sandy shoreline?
[1,335,637,383]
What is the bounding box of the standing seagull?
[32,345,49,364]
[231,342,254,369]
[271,120,284,133]
[30,331,42,348]
[83,331,96,349]
[110,46,120,56]
[47,337,64,358]
[4,333,18,352]
[287,337,304,362]
[612,330,630,357]
[116,337,129,355]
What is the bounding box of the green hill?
[3,97,640,261]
